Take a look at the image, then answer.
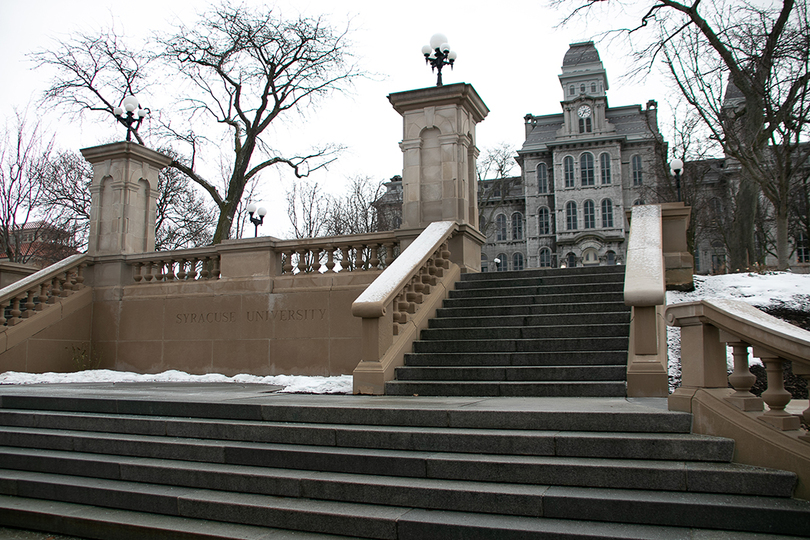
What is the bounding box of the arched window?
[580,153,595,186]
[566,252,577,268]
[392,216,402,229]
[583,200,595,229]
[590,82,596,93]
[539,248,552,268]
[710,198,723,223]
[495,214,507,241]
[580,83,586,93]
[600,153,611,184]
[536,163,548,194]
[512,212,524,240]
[606,250,616,265]
[496,253,508,272]
[566,201,577,230]
[538,207,551,235]
[632,155,643,186]
[564,156,575,188]
[633,199,645,206]
[481,253,489,272]
[513,252,524,271]
[569,85,575,96]
[601,199,614,228]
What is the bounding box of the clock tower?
[558,41,611,136]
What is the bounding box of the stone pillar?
[660,202,694,291]
[81,142,173,256]
[388,83,489,272]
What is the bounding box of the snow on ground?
[666,271,810,388]
[1,271,807,394]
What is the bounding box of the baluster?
[756,350,801,430]
[407,276,423,305]
[0,299,8,326]
[22,289,36,318]
[48,276,61,303]
[177,259,188,280]
[74,264,86,289]
[312,248,322,273]
[283,251,294,274]
[62,271,75,295]
[35,282,49,311]
[793,365,810,443]
[326,247,336,273]
[155,260,166,282]
[297,249,308,273]
[369,244,380,269]
[8,296,23,326]
[187,258,198,280]
[165,259,176,281]
[354,244,366,270]
[58,273,70,297]
[384,242,396,267]
[212,256,221,279]
[340,245,352,272]
[133,263,144,283]
[143,262,154,282]
[723,337,763,411]
[200,257,211,279]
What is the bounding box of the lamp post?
[670,158,684,203]
[113,95,149,143]
[247,203,267,238]
[422,33,457,87]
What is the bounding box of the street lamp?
[247,203,267,238]
[670,158,684,202]
[113,95,149,143]
[422,33,457,87]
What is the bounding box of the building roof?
[562,42,601,67]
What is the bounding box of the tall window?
[512,212,524,240]
[569,85,575,96]
[566,201,577,230]
[513,252,525,271]
[590,82,596,93]
[600,153,611,184]
[481,253,489,272]
[606,250,616,265]
[564,156,575,188]
[583,200,595,229]
[495,214,507,241]
[797,231,809,263]
[566,252,577,268]
[580,153,595,186]
[538,207,550,235]
[579,118,592,133]
[580,83,586,93]
[632,155,643,186]
[496,253,508,272]
[537,163,548,194]
[602,199,614,228]
[539,248,552,268]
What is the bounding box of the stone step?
[448,282,624,299]
[455,274,624,289]
[394,365,627,382]
[428,311,630,328]
[0,410,725,459]
[385,380,628,398]
[0,395,691,433]
[0,494,354,540]
[419,324,628,341]
[436,302,630,318]
[442,292,625,307]
[412,337,629,354]
[463,266,626,281]
[402,351,628,366]
[0,426,792,495]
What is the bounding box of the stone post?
[388,83,489,272]
[81,142,173,256]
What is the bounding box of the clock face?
[578,105,592,119]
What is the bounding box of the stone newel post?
[388,83,488,272]
[81,142,173,256]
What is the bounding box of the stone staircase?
[387,266,630,397]
[0,389,808,539]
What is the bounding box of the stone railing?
[351,221,459,394]
[0,254,89,327]
[124,232,401,284]
[623,205,669,396]
[667,298,810,437]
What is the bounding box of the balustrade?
[276,239,399,275]
[130,253,221,283]
[0,255,87,328]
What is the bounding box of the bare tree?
[325,176,385,236]
[476,143,521,237]
[157,2,360,244]
[556,0,810,270]
[286,179,332,240]
[0,112,62,265]
[33,2,361,245]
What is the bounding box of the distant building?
[0,221,79,269]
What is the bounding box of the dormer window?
[580,83,586,93]
[591,82,596,93]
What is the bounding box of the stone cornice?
[388,83,490,124]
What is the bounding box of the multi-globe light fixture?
[422,33,457,87]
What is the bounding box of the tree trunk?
[775,203,790,271]
[727,172,758,271]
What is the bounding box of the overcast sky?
[0,0,672,237]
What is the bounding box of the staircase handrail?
[352,221,456,318]
[0,253,89,327]
[623,204,665,307]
